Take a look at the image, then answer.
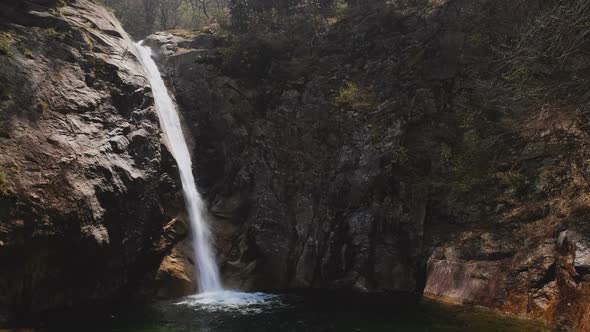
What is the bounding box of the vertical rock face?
[144,28,427,293]
[145,0,590,328]
[0,0,184,321]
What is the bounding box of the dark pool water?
[16,292,551,332]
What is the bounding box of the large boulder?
[0,0,184,323]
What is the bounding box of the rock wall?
[0,0,185,323]
[145,0,590,329]
[144,29,426,293]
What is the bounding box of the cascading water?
[134,41,276,310]
[135,41,222,293]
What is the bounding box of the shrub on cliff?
[0,32,14,56]
[0,174,5,189]
[335,81,374,110]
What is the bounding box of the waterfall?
[135,41,222,293]
[134,41,274,309]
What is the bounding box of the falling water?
[134,41,275,308]
[135,41,222,293]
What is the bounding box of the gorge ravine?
[1,0,590,330]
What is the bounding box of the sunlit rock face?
[145,0,590,329]
[0,0,184,322]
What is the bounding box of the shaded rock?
[0,0,183,321]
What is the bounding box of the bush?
[498,171,527,193]
[0,172,8,192]
[36,101,50,112]
[45,28,60,37]
[335,81,374,110]
[0,85,11,101]
[448,130,487,194]
[334,0,348,16]
[0,33,14,56]
[19,47,33,58]
[167,29,204,38]
[83,33,94,48]
[391,146,408,165]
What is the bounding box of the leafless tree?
[99,0,231,37]
[143,0,158,34]
[158,0,184,29]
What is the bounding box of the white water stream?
[134,41,275,309]
[135,41,222,293]
[136,42,277,313]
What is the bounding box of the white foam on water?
[175,291,282,314]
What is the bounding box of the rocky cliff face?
[1,0,588,329]
[0,0,184,323]
[145,0,590,328]
[145,29,425,294]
